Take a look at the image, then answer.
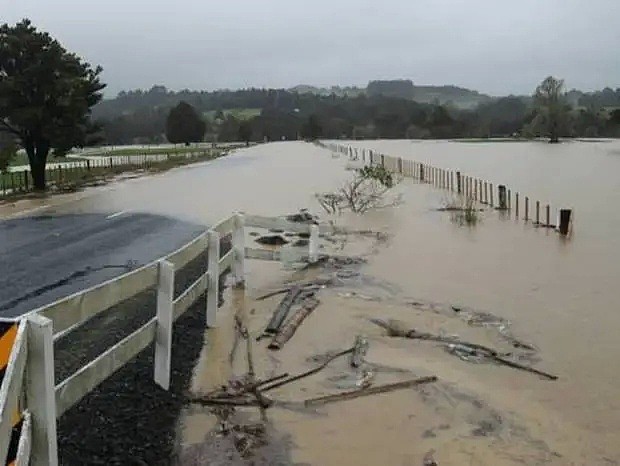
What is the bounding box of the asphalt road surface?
[0,211,206,317]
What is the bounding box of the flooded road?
[4,141,619,464]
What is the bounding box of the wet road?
[0,212,206,317]
[0,142,348,318]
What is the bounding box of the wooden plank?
[172,270,209,321]
[15,410,31,466]
[212,215,236,236]
[25,315,57,466]
[55,318,157,417]
[165,231,208,269]
[232,214,245,288]
[244,248,281,262]
[154,261,174,391]
[219,249,234,272]
[0,322,27,465]
[36,263,158,337]
[244,214,334,234]
[206,231,220,327]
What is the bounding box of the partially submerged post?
[515,193,519,218]
[456,171,462,194]
[420,165,425,182]
[546,204,551,227]
[525,197,529,221]
[498,185,507,210]
[535,201,540,224]
[559,209,572,235]
[308,225,319,263]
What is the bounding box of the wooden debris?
[262,286,303,336]
[304,376,438,407]
[269,297,320,350]
[350,335,369,368]
[261,348,355,392]
[370,319,558,381]
[189,397,266,407]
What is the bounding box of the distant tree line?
[92,79,620,145]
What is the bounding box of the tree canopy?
[533,76,569,143]
[165,101,206,144]
[0,19,105,189]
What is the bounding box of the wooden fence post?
[484,182,488,204]
[206,230,220,327]
[25,315,58,466]
[23,170,29,192]
[154,260,174,390]
[456,172,461,194]
[232,213,245,288]
[559,209,572,235]
[525,197,529,221]
[489,183,494,207]
[546,204,550,227]
[309,224,320,263]
[508,189,512,210]
[498,185,507,209]
[420,165,425,182]
[515,193,519,218]
[535,201,540,224]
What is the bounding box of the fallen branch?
[261,347,354,392]
[256,288,290,301]
[269,298,320,350]
[370,319,558,381]
[304,376,438,406]
[189,397,266,407]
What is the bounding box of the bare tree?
[316,165,401,214]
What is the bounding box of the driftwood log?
[261,348,354,392]
[269,298,320,350]
[304,376,438,406]
[262,286,303,336]
[370,319,558,380]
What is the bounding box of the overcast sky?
[2,0,619,97]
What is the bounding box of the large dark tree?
[165,101,206,145]
[0,19,105,190]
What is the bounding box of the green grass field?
[9,152,83,167]
[101,146,210,156]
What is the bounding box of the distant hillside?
[290,80,492,109]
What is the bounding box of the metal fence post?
[25,315,58,466]
[154,260,174,390]
[232,213,246,288]
[207,230,220,327]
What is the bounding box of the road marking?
[106,210,127,220]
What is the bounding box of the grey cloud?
[2,0,618,96]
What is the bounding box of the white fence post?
[207,230,220,327]
[154,260,174,390]
[309,224,320,263]
[232,213,245,288]
[25,315,58,466]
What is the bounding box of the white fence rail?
[0,212,322,465]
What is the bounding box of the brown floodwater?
[8,141,618,464]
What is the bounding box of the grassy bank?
[1,149,226,200]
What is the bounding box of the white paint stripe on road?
[106,211,128,220]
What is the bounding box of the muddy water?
[13,141,618,463]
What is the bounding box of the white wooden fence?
[0,213,323,465]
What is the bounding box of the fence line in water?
[320,142,573,236]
